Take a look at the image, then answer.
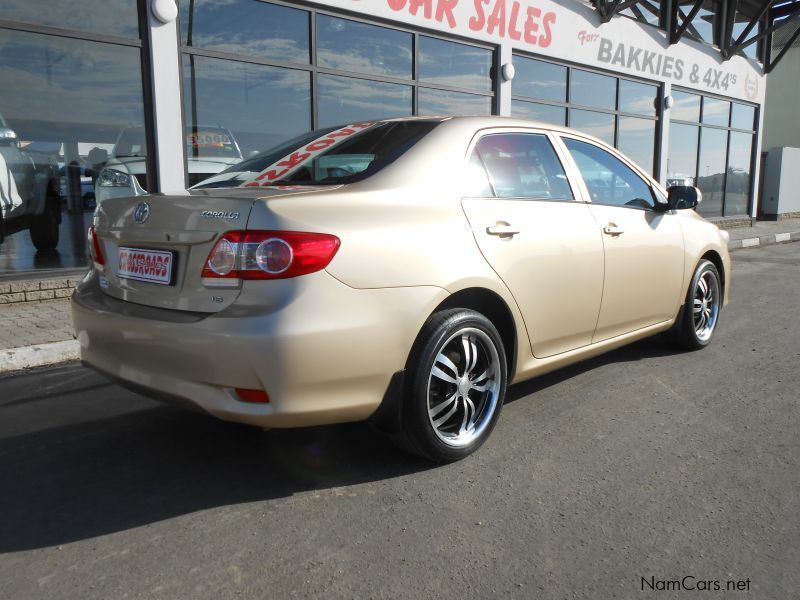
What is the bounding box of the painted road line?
[775,232,791,243]
[741,238,760,248]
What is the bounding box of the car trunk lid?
[93,187,333,313]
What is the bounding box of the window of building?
[667,89,757,217]
[511,55,660,176]
[180,1,496,160]
[0,2,150,275]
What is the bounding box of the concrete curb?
[0,340,80,375]
[728,230,800,251]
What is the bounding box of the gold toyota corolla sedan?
[72,116,731,462]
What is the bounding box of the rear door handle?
[603,223,625,236]
[486,225,520,237]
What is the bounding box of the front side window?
[563,138,655,209]
[471,133,573,200]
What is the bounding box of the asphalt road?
[1,243,798,599]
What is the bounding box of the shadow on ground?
[0,336,683,551]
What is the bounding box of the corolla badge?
[133,201,151,224]
[201,210,240,219]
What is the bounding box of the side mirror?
[0,127,18,147]
[667,185,702,210]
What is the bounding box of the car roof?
[375,115,607,146]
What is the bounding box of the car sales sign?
[320,0,764,103]
[117,247,174,285]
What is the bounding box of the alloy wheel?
[426,327,500,448]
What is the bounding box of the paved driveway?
[1,243,798,599]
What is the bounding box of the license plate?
[116,247,175,285]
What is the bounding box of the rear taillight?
[88,225,105,266]
[202,231,340,280]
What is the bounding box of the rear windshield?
[193,120,440,189]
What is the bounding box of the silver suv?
[0,117,61,250]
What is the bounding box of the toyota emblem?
[133,201,150,224]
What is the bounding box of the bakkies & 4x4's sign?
[326,0,763,102]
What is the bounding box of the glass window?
[570,70,616,110]
[418,37,493,92]
[730,103,755,130]
[667,123,699,186]
[317,75,412,128]
[418,89,492,116]
[183,55,311,156]
[3,0,140,38]
[513,57,567,102]
[511,101,566,126]
[193,121,440,188]
[619,80,657,116]
[671,91,701,122]
[475,134,573,200]
[180,0,310,64]
[725,132,753,215]
[702,97,730,127]
[617,117,655,173]
[317,16,412,79]
[697,128,728,216]
[569,110,615,146]
[563,138,655,209]
[0,29,148,274]
[464,150,493,197]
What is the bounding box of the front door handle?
[486,224,520,237]
[603,223,625,236]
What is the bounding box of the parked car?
[95,126,243,203]
[0,120,61,249]
[72,116,731,462]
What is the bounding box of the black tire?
[391,308,507,462]
[675,259,722,350]
[29,198,60,250]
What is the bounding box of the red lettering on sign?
[409,0,432,19]
[487,0,506,36]
[306,138,336,152]
[435,0,458,28]
[328,128,356,139]
[539,12,555,47]
[277,152,311,170]
[469,0,489,31]
[508,1,522,40]
[387,0,406,9]
[524,6,541,44]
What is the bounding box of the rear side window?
[562,137,655,209]
[470,133,574,200]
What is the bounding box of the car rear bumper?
[72,270,447,427]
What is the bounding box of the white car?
[95,126,243,203]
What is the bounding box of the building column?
[146,0,186,194]
[497,43,513,117]
[658,81,671,188]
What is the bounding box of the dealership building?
[0,0,797,277]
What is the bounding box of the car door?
[461,130,604,359]
[558,136,685,343]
